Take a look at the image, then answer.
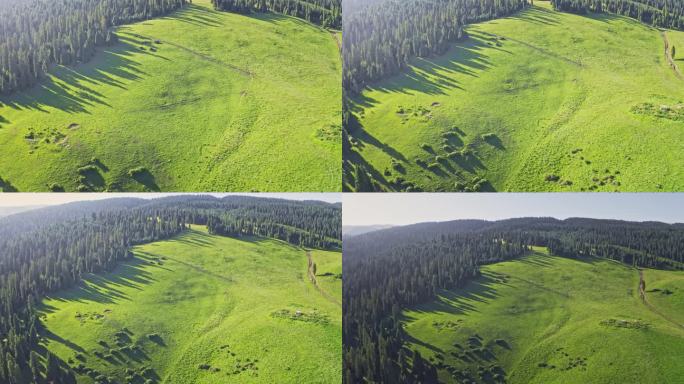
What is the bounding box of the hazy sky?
[344,193,684,226]
[0,193,341,207]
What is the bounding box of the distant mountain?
[343,225,394,237]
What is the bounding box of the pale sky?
[344,193,684,226]
[0,193,341,207]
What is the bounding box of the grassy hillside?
[402,248,684,383]
[348,1,683,192]
[644,268,684,325]
[309,249,343,300]
[39,226,341,383]
[0,0,341,192]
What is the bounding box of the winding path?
[133,32,255,77]
[638,269,683,330]
[662,31,683,80]
[329,30,341,58]
[307,250,341,307]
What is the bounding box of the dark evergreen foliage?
[211,0,341,27]
[343,217,684,382]
[0,0,188,94]
[551,0,684,28]
[0,195,340,383]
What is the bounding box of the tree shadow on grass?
[162,3,225,27]
[585,7,656,29]
[508,5,562,26]
[147,334,166,347]
[79,168,106,191]
[0,36,150,115]
[353,127,408,163]
[91,158,110,172]
[168,235,214,248]
[517,253,556,268]
[405,273,504,321]
[483,134,506,150]
[349,92,380,112]
[41,259,157,306]
[250,11,316,28]
[117,346,152,364]
[131,169,160,192]
[344,149,391,191]
[449,153,488,174]
[366,37,496,97]
[41,329,88,354]
[0,176,18,192]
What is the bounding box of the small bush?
[48,183,64,192]
[198,364,211,370]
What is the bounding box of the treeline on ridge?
[551,0,684,29]
[0,0,188,95]
[0,195,340,383]
[343,0,529,95]
[343,217,684,383]
[211,0,341,28]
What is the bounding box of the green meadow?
[0,0,341,192]
[402,248,684,383]
[349,1,684,192]
[39,226,341,383]
[644,268,684,324]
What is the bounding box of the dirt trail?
[307,251,341,307]
[480,31,583,67]
[638,269,684,330]
[161,255,234,284]
[134,33,254,77]
[329,30,341,58]
[662,31,683,80]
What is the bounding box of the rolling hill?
[0,0,341,192]
[402,247,684,383]
[40,226,342,383]
[346,1,684,192]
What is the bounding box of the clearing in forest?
[348,1,684,192]
[39,226,342,383]
[0,0,341,192]
[402,247,684,383]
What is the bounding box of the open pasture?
[0,0,341,192]
[349,1,684,191]
[402,248,684,383]
[39,226,342,383]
